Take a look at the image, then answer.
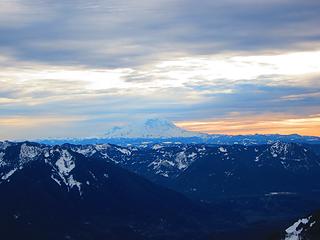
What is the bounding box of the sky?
[0,0,320,139]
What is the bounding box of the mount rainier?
[104,118,206,138]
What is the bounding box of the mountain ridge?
[0,141,218,240]
[2,140,320,239]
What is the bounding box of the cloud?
[0,0,320,67]
[0,0,320,138]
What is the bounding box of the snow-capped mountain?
[104,118,206,138]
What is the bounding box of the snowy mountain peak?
[104,118,205,139]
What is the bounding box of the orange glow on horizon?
[175,114,320,136]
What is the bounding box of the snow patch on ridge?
[51,175,62,186]
[19,143,42,164]
[55,150,75,175]
[54,150,82,195]
[68,175,82,195]
[270,141,289,157]
[175,152,189,170]
[218,147,227,153]
[73,145,97,157]
[116,147,131,156]
[285,216,311,240]
[95,144,110,151]
[0,141,10,150]
[1,168,17,180]
[152,144,163,150]
[0,152,6,167]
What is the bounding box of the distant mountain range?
[38,118,320,146]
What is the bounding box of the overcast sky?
[1,0,320,139]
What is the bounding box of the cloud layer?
[0,0,320,139]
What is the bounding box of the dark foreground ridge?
[1,141,320,240]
